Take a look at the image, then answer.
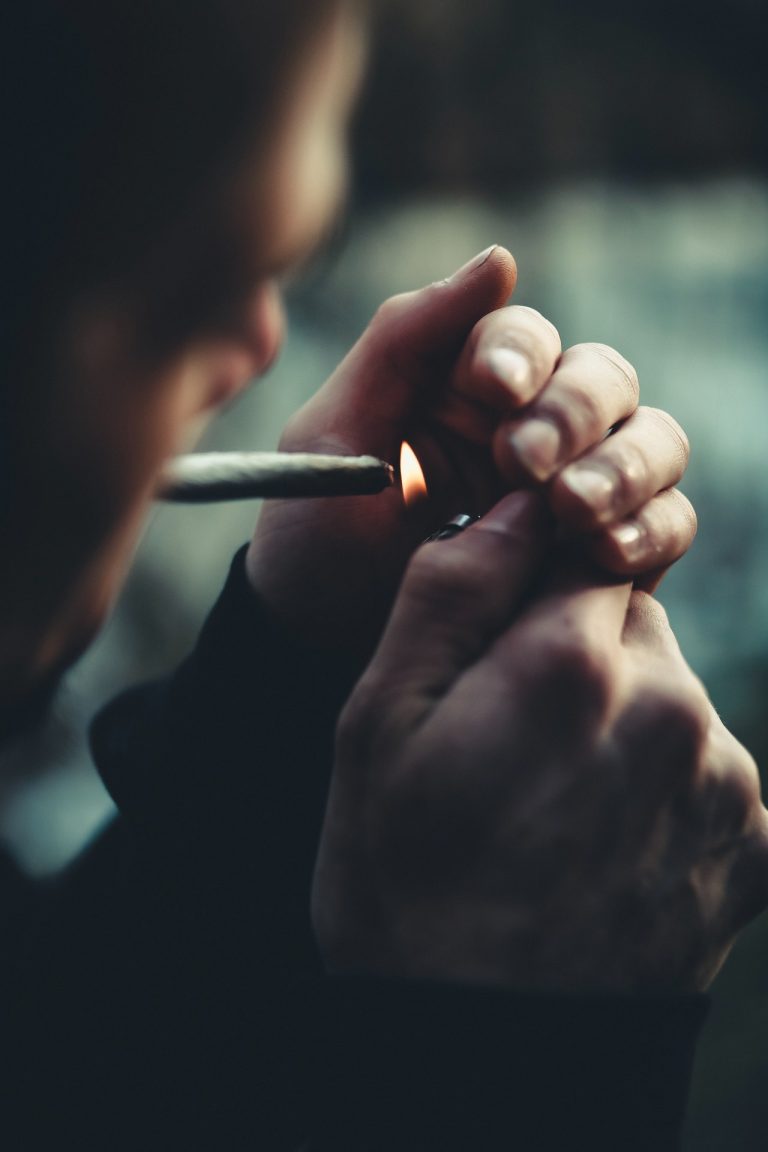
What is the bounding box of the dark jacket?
[1,550,706,1150]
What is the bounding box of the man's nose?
[204,281,286,411]
[238,280,286,379]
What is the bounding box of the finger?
[589,488,697,580]
[448,305,563,413]
[361,492,551,705]
[621,590,678,651]
[494,342,640,484]
[622,602,763,841]
[613,653,768,940]
[612,604,713,805]
[696,716,763,843]
[721,808,768,936]
[620,590,713,745]
[280,246,518,456]
[620,594,726,778]
[478,565,634,743]
[550,407,690,531]
[369,245,518,368]
[688,718,768,936]
[612,599,768,940]
[518,554,635,641]
[434,305,562,445]
[607,671,711,825]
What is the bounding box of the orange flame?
[400,441,428,506]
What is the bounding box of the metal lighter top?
[423,514,481,543]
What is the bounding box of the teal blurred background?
[1,2,766,1146]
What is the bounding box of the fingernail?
[611,520,647,562]
[507,419,561,481]
[423,514,480,543]
[485,348,532,398]
[559,464,615,520]
[450,245,498,280]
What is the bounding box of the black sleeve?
[306,977,708,1152]
[5,548,708,1150]
[4,547,360,1151]
[90,544,362,932]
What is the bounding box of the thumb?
[358,491,550,718]
[287,246,517,455]
[364,244,517,369]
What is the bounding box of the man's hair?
[2,0,345,375]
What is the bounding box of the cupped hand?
[247,246,695,655]
[313,494,768,993]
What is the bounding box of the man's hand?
[247,247,695,656]
[313,493,768,992]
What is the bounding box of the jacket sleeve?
[87,547,707,1152]
[5,545,359,1150]
[91,545,360,931]
[304,976,707,1152]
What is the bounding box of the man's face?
[2,5,365,713]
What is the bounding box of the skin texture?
[247,247,696,660]
[312,494,768,992]
[0,6,363,713]
[3,0,764,996]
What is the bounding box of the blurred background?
[1,1,767,1145]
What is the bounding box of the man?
[2,1,766,1148]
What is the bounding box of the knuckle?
[514,305,562,349]
[605,439,652,503]
[643,407,691,468]
[566,342,639,409]
[405,543,482,614]
[372,291,412,329]
[489,324,555,383]
[531,382,603,453]
[336,678,380,763]
[635,680,711,765]
[753,807,768,847]
[626,590,672,636]
[721,811,768,931]
[589,343,640,405]
[532,629,613,714]
[717,764,760,826]
[695,765,760,848]
[747,811,768,879]
[626,489,697,569]
[703,728,762,825]
[548,376,605,445]
[665,488,698,539]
